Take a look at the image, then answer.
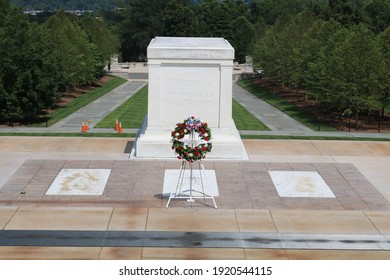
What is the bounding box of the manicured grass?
[241,134,390,141]
[236,79,337,131]
[0,133,136,137]
[96,85,270,130]
[32,76,127,127]
[95,84,148,129]
[232,99,270,130]
[1,132,389,142]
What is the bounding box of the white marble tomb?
[135,37,248,159]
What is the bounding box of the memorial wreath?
[171,116,212,162]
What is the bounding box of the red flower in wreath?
[170,116,212,162]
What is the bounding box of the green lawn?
[32,76,127,127]
[241,134,390,141]
[232,99,270,130]
[0,133,135,137]
[1,132,388,141]
[95,84,148,129]
[236,79,337,131]
[95,85,270,131]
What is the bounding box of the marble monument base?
[134,120,248,160]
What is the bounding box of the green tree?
[376,27,390,118]
[363,0,390,34]
[0,0,10,25]
[316,24,381,126]
[163,0,197,37]
[252,12,316,85]
[196,0,232,37]
[298,19,342,100]
[230,16,255,63]
[285,10,318,91]
[328,0,366,26]
[120,0,166,61]
[250,0,316,25]
[44,11,102,90]
[79,15,119,62]
[0,6,61,121]
[195,0,253,61]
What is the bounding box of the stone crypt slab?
[135,37,248,159]
[269,171,335,198]
[163,169,219,197]
[46,169,111,195]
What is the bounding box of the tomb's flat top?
[148,37,233,50]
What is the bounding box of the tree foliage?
[44,11,103,89]
[251,1,389,124]
[0,0,119,122]
[2,0,389,123]
[120,0,167,61]
[0,5,61,120]
[11,0,118,10]
[163,0,197,37]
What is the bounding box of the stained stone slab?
[163,169,219,197]
[269,171,335,198]
[1,230,389,250]
[46,169,111,195]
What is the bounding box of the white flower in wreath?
[188,153,193,157]
[175,133,179,137]
[184,129,187,133]
[203,133,208,137]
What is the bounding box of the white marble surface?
[160,65,221,127]
[46,169,111,195]
[163,169,219,197]
[147,37,234,59]
[269,171,335,198]
[146,37,234,130]
[136,37,247,159]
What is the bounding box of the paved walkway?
[1,137,390,259]
[1,81,389,139]
[0,81,145,134]
[233,83,390,139]
[50,81,146,131]
[233,83,312,133]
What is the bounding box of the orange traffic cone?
[115,118,119,131]
[81,121,86,133]
[85,120,90,130]
[118,122,123,134]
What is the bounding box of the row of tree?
[117,0,255,62]
[116,0,389,124]
[1,0,389,124]
[0,0,118,121]
[251,9,389,125]
[116,0,389,62]
[11,0,117,10]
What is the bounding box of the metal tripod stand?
[166,131,217,208]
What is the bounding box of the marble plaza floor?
[1,136,390,259]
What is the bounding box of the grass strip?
[1,132,389,141]
[236,79,337,131]
[95,84,148,129]
[32,76,127,127]
[0,133,136,138]
[241,134,390,141]
[96,85,270,131]
[232,99,270,130]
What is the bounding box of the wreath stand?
[166,131,217,208]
